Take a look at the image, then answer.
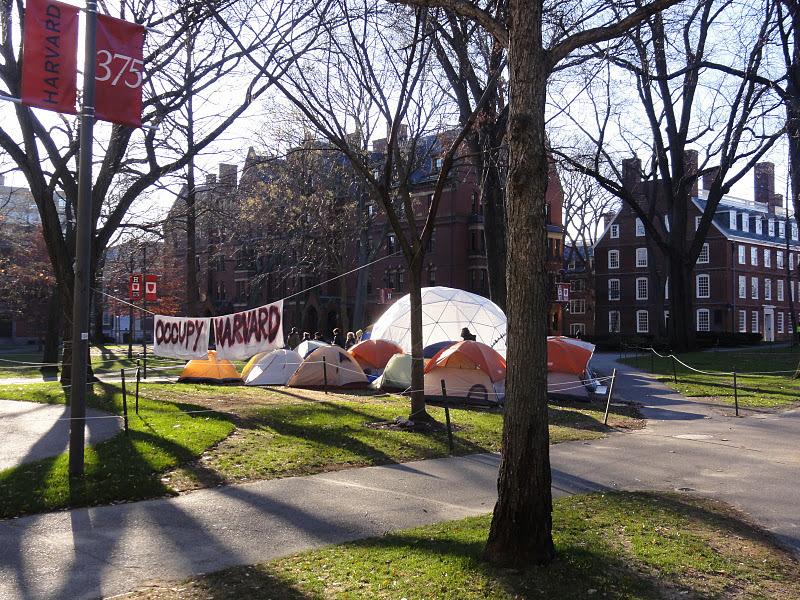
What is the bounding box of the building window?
[570,323,586,337]
[217,254,226,271]
[664,310,670,327]
[570,299,586,314]
[429,230,436,252]
[236,280,247,301]
[387,235,396,255]
[793,223,798,240]
[778,250,784,269]
[608,279,620,301]
[216,281,226,300]
[635,218,645,236]
[636,310,649,333]
[778,279,785,301]
[742,214,750,232]
[610,224,619,238]
[698,243,709,264]
[697,309,710,332]
[751,311,759,333]
[609,311,621,333]
[665,277,669,300]
[695,216,702,231]
[397,270,404,293]
[769,219,775,237]
[738,275,746,299]
[751,277,759,299]
[696,274,710,298]
[750,246,758,266]
[765,278,772,301]
[729,211,737,230]
[778,312,785,334]
[636,247,648,267]
[570,279,585,292]
[608,250,620,269]
[764,249,771,268]
[428,266,436,286]
[779,221,786,237]
[755,218,763,235]
[739,310,747,333]
[738,245,746,265]
[636,277,648,300]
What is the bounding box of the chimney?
[755,162,775,209]
[205,174,217,185]
[703,167,719,191]
[622,157,642,193]
[219,164,237,188]
[684,149,698,197]
[603,212,615,227]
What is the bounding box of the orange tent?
[547,336,594,376]
[347,339,404,370]
[425,340,506,383]
[177,350,243,384]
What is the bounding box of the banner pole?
[68,0,99,478]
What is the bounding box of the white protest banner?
[153,316,211,360]
[213,300,283,361]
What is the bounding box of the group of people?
[285,327,359,351]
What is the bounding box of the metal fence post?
[121,368,129,435]
[604,369,617,426]
[733,368,739,417]
[323,356,328,395]
[440,379,454,452]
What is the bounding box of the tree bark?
[40,287,61,377]
[407,260,430,422]
[483,0,554,566]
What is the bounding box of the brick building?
[594,156,799,342]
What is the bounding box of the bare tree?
[0,0,324,379]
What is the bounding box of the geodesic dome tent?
[370,287,507,357]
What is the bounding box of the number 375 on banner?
[95,14,144,127]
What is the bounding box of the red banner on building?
[21,0,79,114]
[556,283,570,303]
[95,14,144,127]
[129,274,142,300]
[144,274,157,301]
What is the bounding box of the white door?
[764,309,774,342]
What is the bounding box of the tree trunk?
[482,162,507,312]
[669,254,696,352]
[40,286,61,377]
[483,0,555,567]
[407,261,430,422]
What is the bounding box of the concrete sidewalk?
[1,352,799,600]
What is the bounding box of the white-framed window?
[742,214,750,232]
[664,310,670,326]
[738,245,746,265]
[755,218,763,235]
[729,211,737,230]
[636,310,649,333]
[636,247,648,267]
[751,277,759,299]
[695,216,702,231]
[570,299,586,314]
[752,311,759,333]
[778,312,785,334]
[751,246,758,266]
[570,323,586,337]
[665,277,670,300]
[636,277,649,300]
[609,311,621,333]
[778,279,785,301]
[664,216,670,232]
[696,274,710,298]
[608,279,621,301]
[778,250,784,269]
[610,224,619,238]
[635,218,645,236]
[779,221,786,237]
[764,249,771,268]
[769,219,775,237]
[738,275,747,299]
[739,310,747,333]
[570,279,585,292]
[608,250,620,269]
[793,223,798,240]
[698,243,709,264]
[697,309,710,332]
[765,279,772,301]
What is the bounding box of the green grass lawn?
[121,491,800,600]
[621,348,800,409]
[0,382,641,517]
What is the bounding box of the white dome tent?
[370,287,507,357]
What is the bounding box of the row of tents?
[176,335,596,405]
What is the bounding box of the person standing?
[287,327,300,350]
[332,328,345,347]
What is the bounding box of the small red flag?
[21,0,80,114]
[144,274,157,301]
[95,14,144,127]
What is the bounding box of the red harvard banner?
[144,274,157,301]
[21,0,79,114]
[129,274,142,300]
[95,14,144,127]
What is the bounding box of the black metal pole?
[135,360,141,414]
[440,379,454,452]
[323,356,328,394]
[142,244,147,379]
[121,368,129,435]
[672,355,678,385]
[604,368,617,425]
[733,368,739,417]
[68,0,99,478]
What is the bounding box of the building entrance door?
[764,309,774,342]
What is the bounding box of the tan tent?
[287,345,367,389]
[177,350,243,385]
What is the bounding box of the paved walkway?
[0,352,799,599]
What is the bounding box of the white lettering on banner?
[153,316,210,360]
[213,300,283,361]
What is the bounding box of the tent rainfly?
[244,349,303,386]
[423,341,506,405]
[286,345,368,389]
[347,339,403,371]
[177,350,242,385]
[371,353,413,392]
